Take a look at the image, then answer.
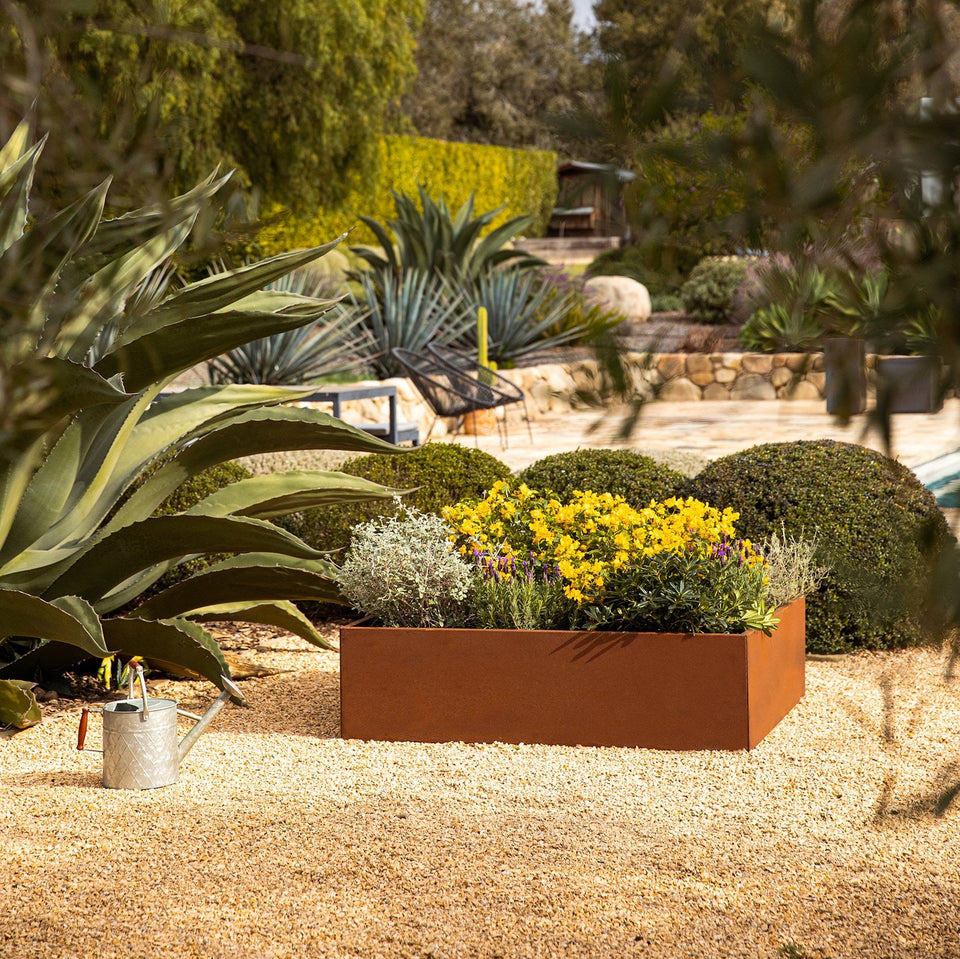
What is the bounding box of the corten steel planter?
[875,355,944,414]
[339,598,805,751]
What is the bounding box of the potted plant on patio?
[337,485,823,751]
[874,308,945,414]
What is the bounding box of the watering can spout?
[177,676,244,763]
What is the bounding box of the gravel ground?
[2,626,959,959]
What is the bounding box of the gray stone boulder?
[583,275,652,323]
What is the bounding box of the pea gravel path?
[2,626,959,959]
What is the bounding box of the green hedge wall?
[258,135,558,254]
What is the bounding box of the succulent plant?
[0,121,401,725]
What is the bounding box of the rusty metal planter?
[339,598,805,751]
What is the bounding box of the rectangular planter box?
[340,598,805,751]
[876,355,944,413]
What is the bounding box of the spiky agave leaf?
[0,122,405,698]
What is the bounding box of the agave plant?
[350,185,543,291]
[0,122,401,726]
[347,270,475,378]
[206,267,374,384]
[464,269,601,365]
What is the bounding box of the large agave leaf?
[143,237,347,330]
[85,170,232,259]
[57,215,199,363]
[102,407,398,534]
[41,515,328,602]
[131,557,342,620]
[0,120,30,177]
[0,135,45,256]
[5,180,112,340]
[6,389,160,561]
[185,600,334,650]
[0,360,132,554]
[0,680,41,729]
[102,617,230,690]
[94,302,339,392]
[0,591,110,657]
[184,470,406,519]
[21,384,320,558]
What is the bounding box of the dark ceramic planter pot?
[876,355,943,414]
[823,337,867,415]
[340,598,805,751]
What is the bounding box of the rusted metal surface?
[340,598,805,751]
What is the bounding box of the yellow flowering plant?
[443,483,779,634]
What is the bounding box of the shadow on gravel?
[3,769,102,789]
[214,668,341,740]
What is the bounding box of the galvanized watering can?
[77,665,244,789]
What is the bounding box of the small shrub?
[469,554,571,629]
[338,508,472,627]
[760,526,829,611]
[685,440,954,652]
[517,449,685,510]
[650,292,684,313]
[281,443,512,554]
[680,256,750,324]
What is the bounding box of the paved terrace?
[449,397,960,473]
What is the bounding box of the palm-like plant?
[466,269,602,365]
[0,123,400,727]
[348,271,475,378]
[350,186,543,290]
[206,268,373,384]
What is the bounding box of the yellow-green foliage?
[259,136,557,253]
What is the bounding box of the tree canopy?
[0,0,424,213]
[400,0,599,153]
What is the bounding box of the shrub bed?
[685,440,954,652]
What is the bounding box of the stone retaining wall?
[317,352,844,440]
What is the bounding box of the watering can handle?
[77,708,89,751]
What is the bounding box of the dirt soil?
[2,624,959,959]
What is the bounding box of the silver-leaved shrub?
[337,507,472,628]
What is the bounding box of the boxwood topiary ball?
[684,440,954,653]
[517,448,686,509]
[281,442,512,555]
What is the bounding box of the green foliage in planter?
[468,561,571,630]
[680,257,750,324]
[517,449,685,510]
[578,543,777,635]
[281,443,512,554]
[685,441,954,653]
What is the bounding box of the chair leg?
[521,397,534,443]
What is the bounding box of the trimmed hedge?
[685,440,954,653]
[517,449,686,509]
[281,442,512,555]
[258,135,558,253]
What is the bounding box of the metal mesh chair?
[391,347,528,445]
[426,343,533,444]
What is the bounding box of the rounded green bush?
[283,442,512,554]
[684,440,954,653]
[680,256,750,324]
[517,449,686,509]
